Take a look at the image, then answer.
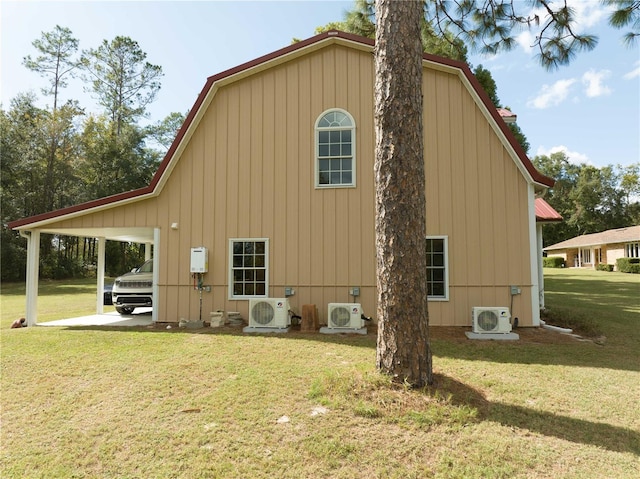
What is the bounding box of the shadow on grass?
[433,374,640,456]
[431,336,640,372]
[53,322,639,372]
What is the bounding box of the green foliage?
[533,152,638,246]
[80,36,163,134]
[424,0,599,70]
[0,228,26,282]
[616,257,640,273]
[605,0,640,45]
[146,111,187,151]
[105,240,147,276]
[473,64,499,105]
[77,115,160,202]
[596,263,614,272]
[316,0,468,61]
[2,27,177,280]
[543,256,565,268]
[22,25,79,111]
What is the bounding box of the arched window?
[315,109,355,187]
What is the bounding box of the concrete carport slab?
[40,308,154,327]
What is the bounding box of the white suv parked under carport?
[112,259,153,315]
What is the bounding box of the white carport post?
[96,237,106,314]
[22,230,41,326]
[537,224,545,310]
[528,185,541,326]
[152,228,160,323]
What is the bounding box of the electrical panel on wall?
[190,247,209,273]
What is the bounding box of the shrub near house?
[617,257,640,274]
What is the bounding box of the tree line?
[2,3,639,283]
[1,26,185,281]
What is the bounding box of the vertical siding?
[43,43,536,327]
[423,68,534,325]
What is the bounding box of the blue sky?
[2,0,638,169]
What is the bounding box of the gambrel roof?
[9,30,554,235]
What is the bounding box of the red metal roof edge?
[535,197,563,223]
[9,30,554,230]
[7,187,153,229]
[429,54,554,189]
[8,31,350,230]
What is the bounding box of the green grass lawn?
[1,269,639,478]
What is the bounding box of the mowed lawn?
[1,269,639,478]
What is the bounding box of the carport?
[41,308,154,327]
[13,222,159,327]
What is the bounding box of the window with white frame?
[229,239,268,298]
[315,109,355,187]
[580,248,592,264]
[426,236,448,300]
[626,242,640,258]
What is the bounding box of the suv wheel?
[116,306,135,315]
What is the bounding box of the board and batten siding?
[157,45,378,323]
[41,42,535,326]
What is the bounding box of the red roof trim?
[9,30,554,230]
[535,198,563,223]
[428,55,554,188]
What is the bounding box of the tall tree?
[369,0,638,386]
[80,36,163,135]
[22,25,81,211]
[22,25,79,114]
[374,0,432,387]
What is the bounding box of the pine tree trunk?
[374,0,432,387]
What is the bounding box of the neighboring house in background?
[544,225,640,269]
[9,31,556,328]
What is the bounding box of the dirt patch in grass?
[146,322,586,346]
[429,325,585,344]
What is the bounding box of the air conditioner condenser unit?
[327,303,365,330]
[472,307,512,334]
[248,298,291,329]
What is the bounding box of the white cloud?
[527,79,577,109]
[515,31,536,55]
[567,0,609,30]
[582,69,612,97]
[536,145,591,165]
[623,62,640,80]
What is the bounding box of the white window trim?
[626,242,640,258]
[314,108,356,189]
[228,238,269,300]
[426,235,449,301]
